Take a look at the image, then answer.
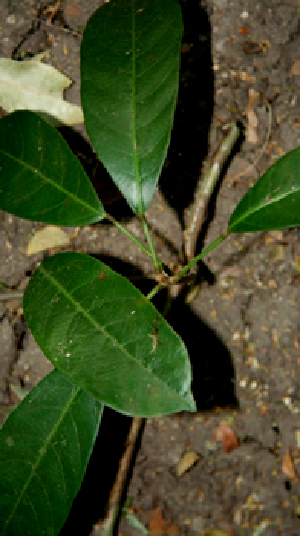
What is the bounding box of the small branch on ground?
[183,122,240,263]
[0,291,24,301]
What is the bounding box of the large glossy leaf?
[0,370,102,536]
[0,110,104,225]
[81,0,182,215]
[23,252,195,417]
[228,147,300,233]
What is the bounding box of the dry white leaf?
[27,226,70,255]
[0,58,84,125]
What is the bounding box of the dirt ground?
[0,1,300,535]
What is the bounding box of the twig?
[40,20,83,38]
[0,291,24,301]
[183,123,240,262]
[46,0,61,23]
[96,417,144,536]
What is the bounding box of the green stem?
[146,283,163,301]
[104,212,151,258]
[178,233,228,278]
[141,216,162,273]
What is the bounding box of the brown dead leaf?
[213,421,240,453]
[291,59,300,76]
[176,450,199,477]
[282,449,298,481]
[148,509,179,535]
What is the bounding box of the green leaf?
[23,252,195,417]
[228,147,300,233]
[0,58,84,126]
[81,0,182,215]
[0,370,102,536]
[0,110,104,226]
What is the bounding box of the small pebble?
[240,11,249,19]
[6,14,16,24]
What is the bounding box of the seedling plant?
[0,1,299,534]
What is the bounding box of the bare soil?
[0,1,299,535]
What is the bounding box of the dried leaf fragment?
[176,450,199,477]
[291,59,300,76]
[0,57,84,125]
[282,449,298,481]
[27,225,70,255]
[148,508,179,535]
[213,421,239,453]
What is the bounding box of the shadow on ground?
[159,0,214,226]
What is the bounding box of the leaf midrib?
[229,186,299,230]
[0,148,102,218]
[131,1,142,213]
[3,386,81,534]
[39,262,189,404]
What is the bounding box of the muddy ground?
[0,0,300,535]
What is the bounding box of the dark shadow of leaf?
[159,1,214,226]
